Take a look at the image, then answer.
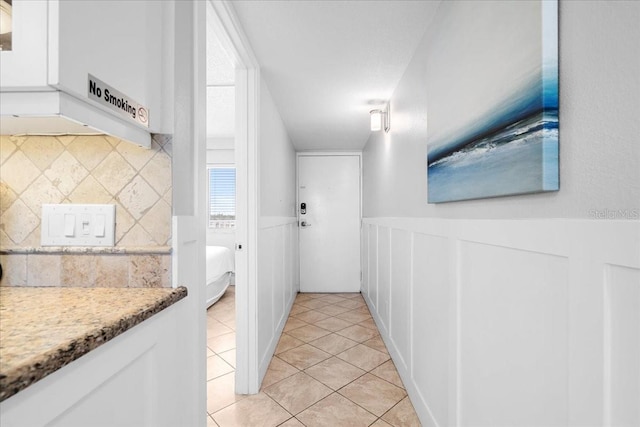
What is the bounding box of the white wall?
[259,82,297,218]
[361,1,640,426]
[363,1,640,219]
[257,79,299,383]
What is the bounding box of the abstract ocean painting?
[427,0,559,203]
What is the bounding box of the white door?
[298,154,361,293]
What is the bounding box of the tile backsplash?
[0,134,172,288]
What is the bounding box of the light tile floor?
[206,288,421,426]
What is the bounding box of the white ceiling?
[231,0,441,151]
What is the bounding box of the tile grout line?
[208,292,414,426]
[293,390,381,425]
[265,354,398,416]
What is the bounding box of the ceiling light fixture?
[369,102,390,133]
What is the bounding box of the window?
[208,166,236,228]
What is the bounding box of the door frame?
[172,0,207,424]
[296,152,363,292]
[207,0,261,394]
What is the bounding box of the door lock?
[300,202,306,215]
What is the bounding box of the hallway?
[206,290,420,426]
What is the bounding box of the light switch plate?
[41,204,116,247]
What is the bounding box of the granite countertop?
[0,286,188,402]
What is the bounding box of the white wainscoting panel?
[412,232,451,426]
[286,223,297,306]
[257,227,274,370]
[257,217,299,384]
[362,223,370,298]
[378,226,391,334]
[362,218,640,427]
[273,226,285,331]
[368,224,378,311]
[390,228,411,373]
[605,264,640,426]
[459,242,569,425]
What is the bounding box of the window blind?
[208,167,236,227]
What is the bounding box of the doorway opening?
[204,0,261,417]
[205,11,239,416]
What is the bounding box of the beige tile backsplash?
[0,134,172,288]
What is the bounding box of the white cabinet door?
[0,0,49,89]
[0,301,194,427]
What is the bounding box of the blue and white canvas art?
[427,1,559,203]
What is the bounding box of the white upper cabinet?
[0,0,173,147]
[0,0,49,89]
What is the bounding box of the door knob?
[300,221,311,227]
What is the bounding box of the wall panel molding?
[257,217,299,384]
[604,264,640,426]
[362,217,639,427]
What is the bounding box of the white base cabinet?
[0,300,194,427]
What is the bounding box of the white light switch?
[42,204,116,247]
[64,214,75,237]
[49,213,64,237]
[95,214,106,237]
[81,214,91,236]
